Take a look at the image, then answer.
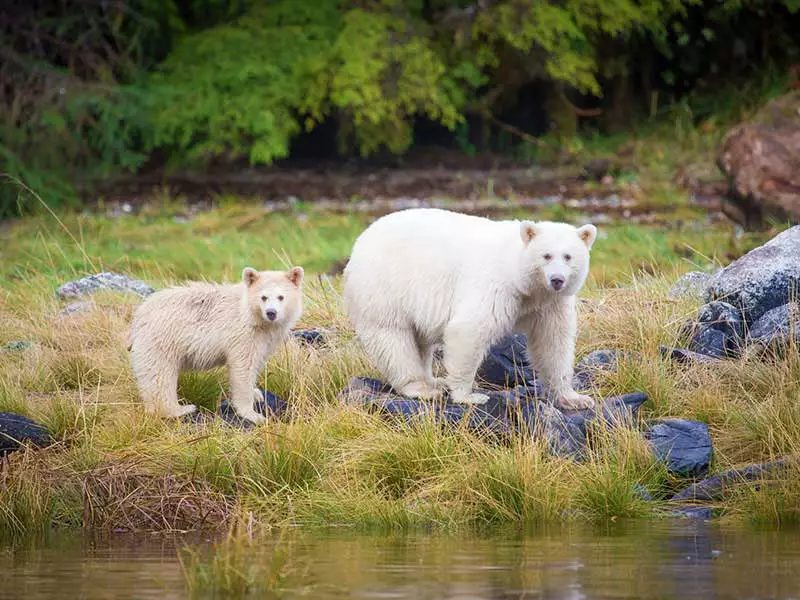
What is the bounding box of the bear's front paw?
[236,408,267,424]
[168,404,198,418]
[399,381,443,400]
[450,391,490,405]
[558,392,595,411]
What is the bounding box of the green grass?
[0,200,798,547]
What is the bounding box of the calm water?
[2,521,800,599]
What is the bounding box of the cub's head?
[519,221,597,295]
[242,266,304,326]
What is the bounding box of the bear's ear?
[286,266,304,287]
[520,222,538,245]
[577,224,597,249]
[242,267,260,287]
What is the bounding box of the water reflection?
[2,521,800,599]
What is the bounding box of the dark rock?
[668,505,715,520]
[668,271,714,301]
[670,459,789,503]
[633,484,654,502]
[705,225,800,322]
[562,392,649,437]
[56,272,155,299]
[517,399,586,458]
[477,334,534,388]
[687,301,744,358]
[717,91,800,226]
[573,348,625,390]
[747,302,800,347]
[0,413,53,456]
[659,345,724,365]
[3,340,33,351]
[185,390,287,429]
[644,419,713,478]
[292,328,327,347]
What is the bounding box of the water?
[2,521,800,599]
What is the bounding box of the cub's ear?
[577,224,597,249]
[242,267,260,287]
[520,222,538,245]
[286,266,304,287]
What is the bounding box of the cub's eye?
[261,295,268,302]
[543,253,553,261]
[564,254,572,262]
[277,295,284,302]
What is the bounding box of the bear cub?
[129,266,304,423]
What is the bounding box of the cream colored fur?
[129,267,303,423]
[343,208,596,410]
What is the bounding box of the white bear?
[129,266,304,423]
[342,208,596,410]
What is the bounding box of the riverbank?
[1,205,798,541]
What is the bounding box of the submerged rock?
[668,271,714,301]
[0,413,52,456]
[56,272,155,299]
[670,459,790,503]
[644,419,713,478]
[706,225,800,323]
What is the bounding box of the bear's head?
[519,221,597,295]
[242,266,304,326]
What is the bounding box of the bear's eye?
[564,254,572,262]
[277,295,284,302]
[543,253,553,261]
[261,295,268,302]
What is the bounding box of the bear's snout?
[549,275,566,291]
[265,309,278,321]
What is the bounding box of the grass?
[0,198,799,550]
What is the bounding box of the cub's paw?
[558,392,595,411]
[236,408,267,424]
[168,404,198,418]
[451,392,490,405]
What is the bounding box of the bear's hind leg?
[359,324,440,399]
[133,356,197,419]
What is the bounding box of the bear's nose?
[549,275,565,291]
[266,309,278,321]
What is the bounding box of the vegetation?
[1,202,798,545]
[3,0,800,216]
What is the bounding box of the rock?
[573,348,625,390]
[0,413,52,456]
[659,345,724,365]
[517,400,586,459]
[668,271,714,301]
[292,328,327,347]
[562,392,649,437]
[185,390,287,429]
[644,419,713,478]
[717,91,800,226]
[668,505,715,520]
[476,334,535,388]
[747,302,800,347]
[56,272,155,300]
[59,301,93,317]
[687,301,744,358]
[3,340,33,351]
[705,225,800,322]
[670,459,790,503]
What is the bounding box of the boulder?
[687,301,744,358]
[56,272,155,299]
[185,389,287,429]
[718,91,800,226]
[573,348,626,390]
[0,413,52,456]
[747,302,800,348]
[476,334,534,388]
[292,328,327,347]
[644,419,713,478]
[670,459,789,503]
[3,340,33,351]
[705,225,800,323]
[659,345,724,365]
[668,271,714,301]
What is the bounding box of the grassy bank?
[1,202,799,544]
